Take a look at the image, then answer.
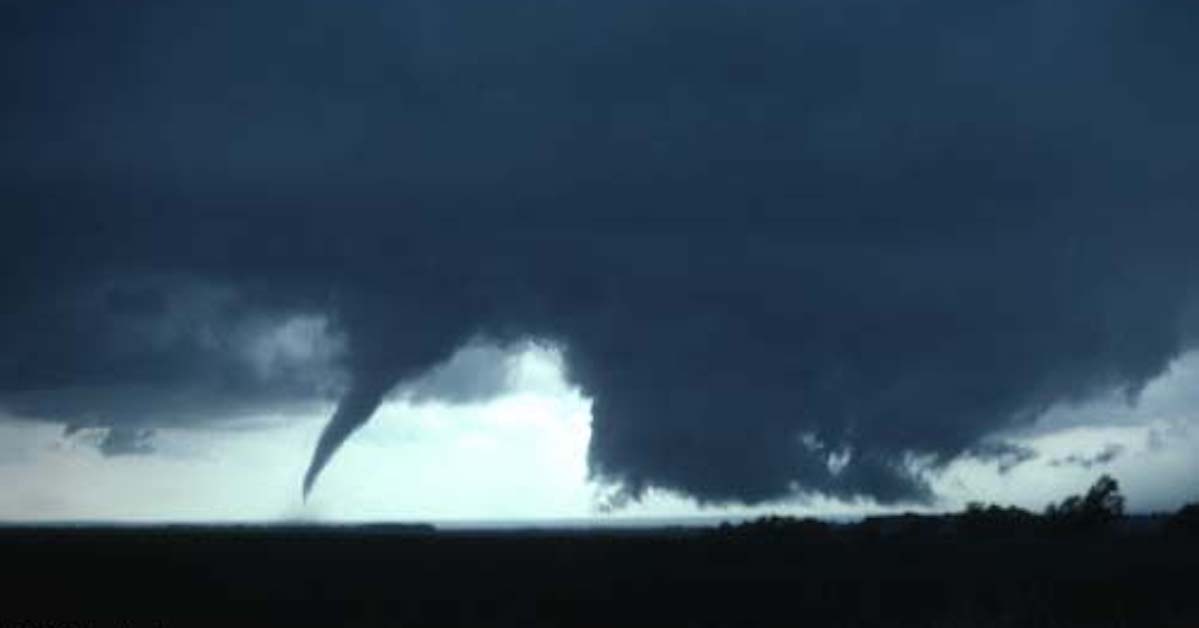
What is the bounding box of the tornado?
[302,372,396,498]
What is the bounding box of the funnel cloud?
[303,373,393,497]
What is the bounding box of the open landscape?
[6,493,1198,627]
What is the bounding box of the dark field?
[3,519,1198,627]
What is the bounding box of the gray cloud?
[58,425,156,458]
[1050,444,1127,471]
[967,442,1039,476]
[397,342,517,405]
[2,0,1198,505]
[97,428,157,458]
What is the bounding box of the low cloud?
[98,428,156,457]
[967,442,1040,475]
[1050,444,1126,471]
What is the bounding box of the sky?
[2,342,1198,522]
[2,0,1198,522]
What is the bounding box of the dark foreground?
[3,519,1198,627]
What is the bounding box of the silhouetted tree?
[1167,502,1199,536]
[727,515,833,540]
[1045,474,1125,531]
[959,502,1037,537]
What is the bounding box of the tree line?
[720,475,1199,539]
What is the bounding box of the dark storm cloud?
[2,0,1198,504]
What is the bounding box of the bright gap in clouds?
[937,349,1199,514]
[304,344,595,521]
[1,345,1198,523]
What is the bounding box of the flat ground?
[2,523,1197,627]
